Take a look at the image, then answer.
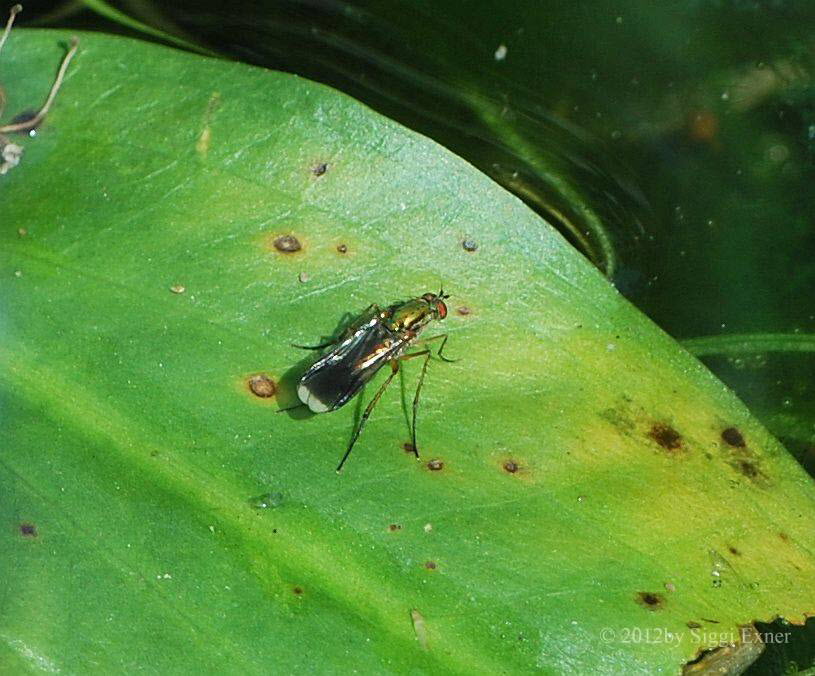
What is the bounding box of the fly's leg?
[419,333,457,363]
[336,358,399,473]
[410,352,432,458]
[291,338,339,351]
[396,349,433,459]
[292,304,381,351]
[399,335,456,457]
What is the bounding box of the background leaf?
[2,29,815,674]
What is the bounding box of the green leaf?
[2,29,815,673]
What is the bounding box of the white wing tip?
[298,383,331,413]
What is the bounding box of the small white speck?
[615,15,623,24]
[721,91,730,101]
[209,525,215,533]
[14,270,22,278]
[494,44,507,61]
[298,271,310,283]
[606,343,616,351]
[423,523,433,533]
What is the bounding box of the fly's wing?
[297,320,404,413]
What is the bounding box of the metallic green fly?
[292,291,454,472]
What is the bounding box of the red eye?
[436,300,448,319]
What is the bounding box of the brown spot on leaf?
[248,374,276,398]
[388,524,402,532]
[503,460,519,473]
[273,235,302,253]
[649,423,682,451]
[462,238,478,252]
[686,621,702,629]
[402,442,416,454]
[19,523,37,537]
[721,427,746,448]
[456,306,471,316]
[688,109,719,142]
[636,591,665,610]
[727,545,742,556]
[292,586,304,595]
[779,532,790,543]
[336,243,348,254]
[426,459,444,471]
[424,561,437,570]
[312,162,328,176]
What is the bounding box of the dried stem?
[0,35,79,134]
[0,4,22,57]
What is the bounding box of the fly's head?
[421,289,449,322]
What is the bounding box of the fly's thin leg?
[410,352,432,458]
[336,360,399,473]
[291,339,338,351]
[293,305,381,351]
[419,333,457,363]
[276,402,308,413]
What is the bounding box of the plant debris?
[0,5,79,175]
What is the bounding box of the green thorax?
[383,298,434,334]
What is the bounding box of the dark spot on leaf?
[292,586,304,595]
[734,459,759,479]
[272,528,278,534]
[248,374,276,398]
[462,238,478,252]
[503,460,519,473]
[426,459,444,471]
[10,110,38,135]
[336,244,348,254]
[636,591,665,610]
[424,561,437,570]
[721,427,746,448]
[456,306,471,316]
[648,423,682,451]
[19,523,36,537]
[312,162,328,176]
[402,442,416,454]
[273,235,302,253]
[700,618,720,624]
[388,524,402,532]
[687,621,702,629]
[727,545,742,556]
[150,450,159,458]
[779,532,790,543]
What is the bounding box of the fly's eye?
[436,300,448,319]
[421,293,435,303]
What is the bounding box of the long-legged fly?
[290,290,454,472]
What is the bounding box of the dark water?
[20,1,815,671]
